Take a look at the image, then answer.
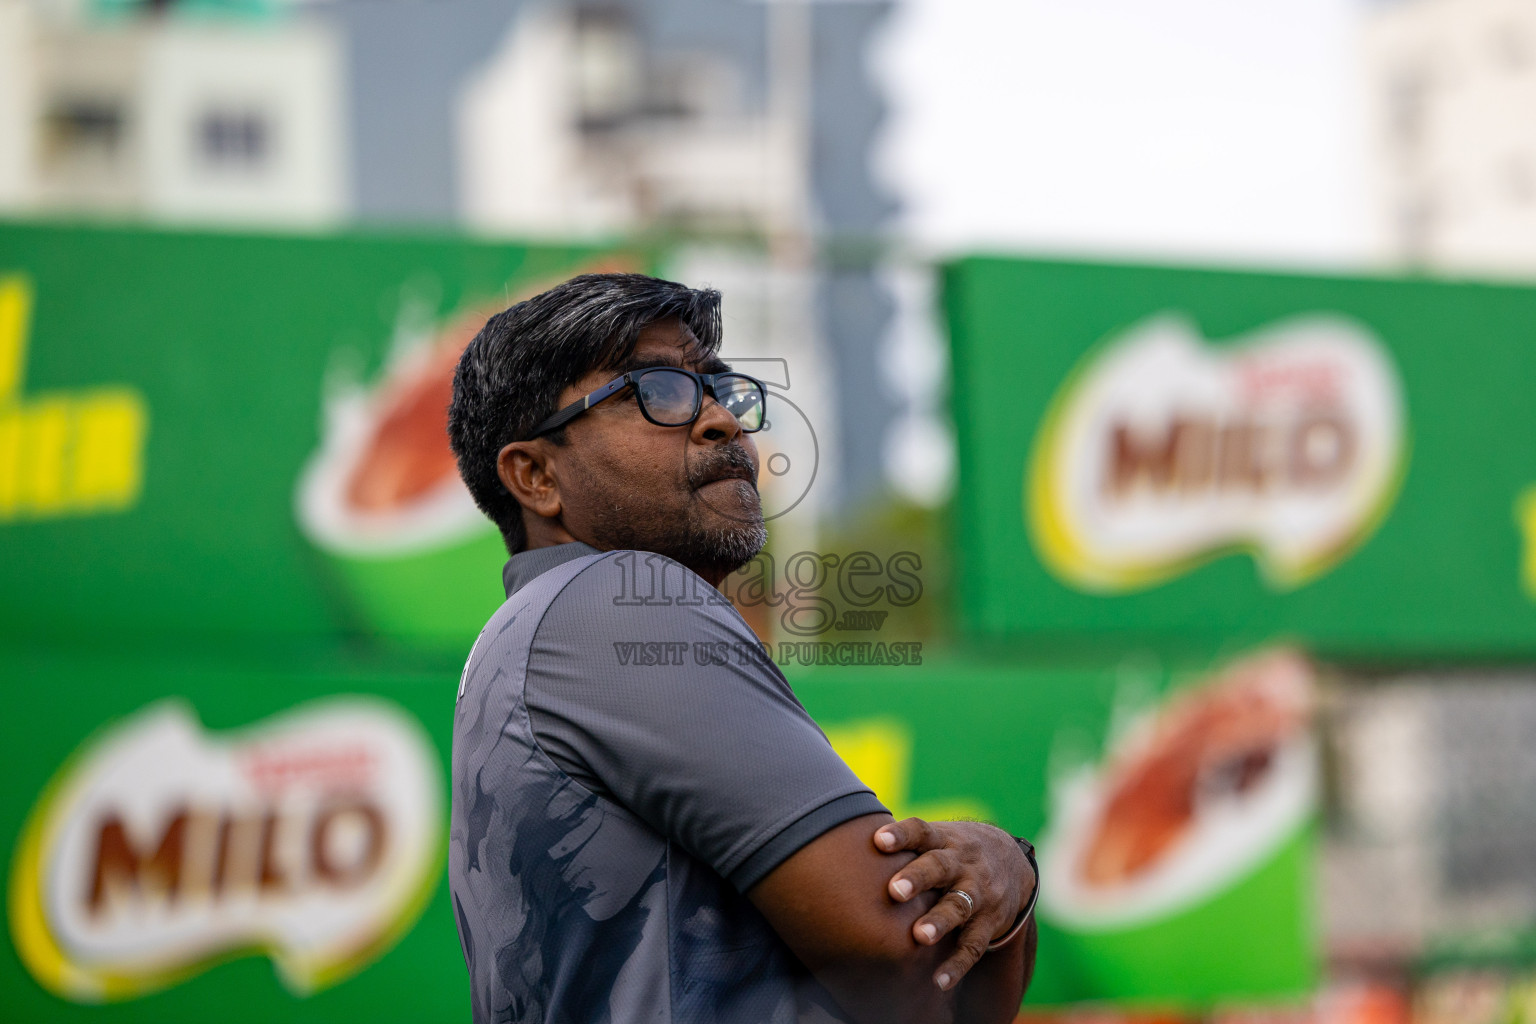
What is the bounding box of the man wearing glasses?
[446,273,1037,1023]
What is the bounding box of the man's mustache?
[688,443,759,490]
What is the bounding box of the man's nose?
[691,391,742,444]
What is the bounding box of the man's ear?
[497,440,563,521]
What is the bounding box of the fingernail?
[918,923,937,943]
[876,830,897,850]
[936,972,953,991]
[892,878,913,900]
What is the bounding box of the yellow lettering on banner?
[826,719,910,805]
[0,407,20,514]
[0,276,31,402]
[71,391,147,510]
[1517,487,1536,598]
[824,719,991,824]
[0,274,149,522]
[24,399,71,514]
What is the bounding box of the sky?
[871,0,1376,270]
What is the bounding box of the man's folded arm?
[526,561,1030,1021]
[748,812,1027,1024]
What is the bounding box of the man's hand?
[750,812,1032,1024]
[874,817,1036,991]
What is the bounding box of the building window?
[42,97,127,169]
[196,109,270,171]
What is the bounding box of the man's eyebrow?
[605,352,732,375]
[605,352,683,375]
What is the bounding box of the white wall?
[0,0,37,211]
[140,21,348,227]
[457,9,620,237]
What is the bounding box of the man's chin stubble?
[585,484,767,580]
[685,489,767,577]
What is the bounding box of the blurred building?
[457,4,800,238]
[1365,0,1536,275]
[1324,674,1536,966]
[0,0,347,226]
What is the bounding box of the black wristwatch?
[987,836,1039,952]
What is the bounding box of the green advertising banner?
[800,649,1319,1009]
[0,225,1318,1017]
[0,648,468,1023]
[0,220,632,659]
[944,255,1536,659]
[0,647,1316,1019]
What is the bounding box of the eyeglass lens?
[634,369,764,431]
[716,375,764,431]
[634,369,700,426]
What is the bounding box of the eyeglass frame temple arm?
[527,374,635,439]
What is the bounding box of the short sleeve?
[523,551,886,892]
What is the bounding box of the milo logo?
[8,698,442,1002]
[1027,313,1406,591]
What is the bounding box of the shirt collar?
[502,541,603,598]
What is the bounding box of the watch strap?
[987,836,1038,952]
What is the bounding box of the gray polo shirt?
[450,542,886,1023]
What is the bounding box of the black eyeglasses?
[526,366,767,439]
